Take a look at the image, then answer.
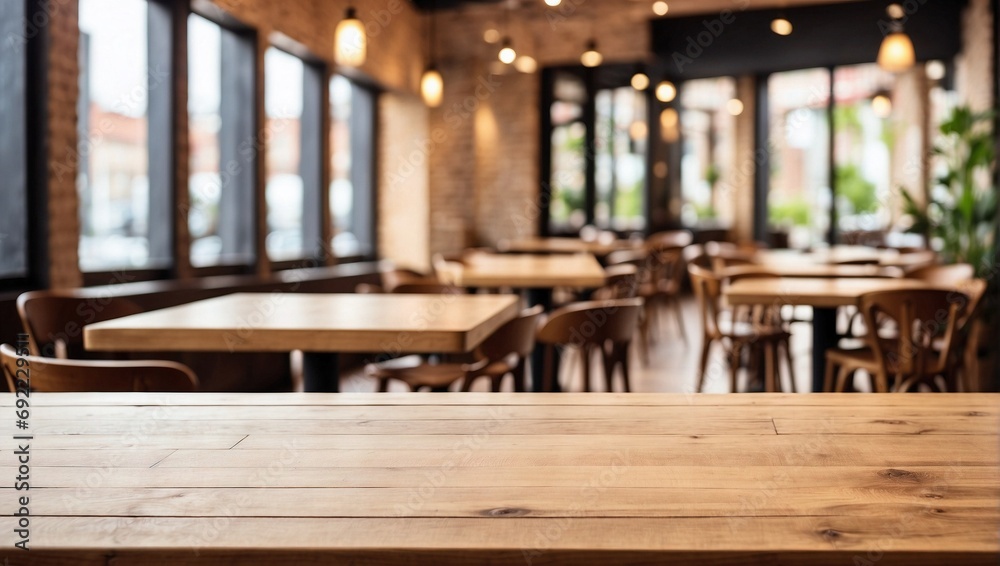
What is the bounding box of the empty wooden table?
[725,278,930,392]
[499,237,639,256]
[84,293,520,392]
[12,392,998,564]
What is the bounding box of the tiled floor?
[338,294,817,394]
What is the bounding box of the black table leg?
[303,352,340,392]
[527,288,559,392]
[811,307,837,393]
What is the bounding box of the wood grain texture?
[454,253,606,288]
[724,278,933,308]
[7,392,998,564]
[83,293,520,353]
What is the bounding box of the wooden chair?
[390,283,466,295]
[366,306,544,392]
[1,343,198,392]
[354,283,385,294]
[379,265,437,292]
[17,290,144,359]
[535,298,643,392]
[591,264,639,300]
[824,285,977,392]
[905,263,975,284]
[688,264,794,393]
[646,230,693,252]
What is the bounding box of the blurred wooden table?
[500,237,639,256]
[13,392,998,565]
[725,277,931,391]
[84,293,520,392]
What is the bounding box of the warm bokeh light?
[871,94,892,118]
[877,32,915,72]
[629,120,648,140]
[334,8,366,67]
[499,38,516,64]
[421,68,443,107]
[655,81,676,102]
[726,98,744,116]
[631,73,650,90]
[886,3,905,19]
[580,43,602,67]
[926,59,946,81]
[652,1,668,16]
[514,55,538,73]
[770,17,792,36]
[544,0,562,5]
[483,28,500,43]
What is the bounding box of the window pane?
[265,47,304,261]
[78,0,151,271]
[594,87,646,232]
[549,72,587,233]
[768,68,831,249]
[832,64,898,245]
[0,1,28,279]
[680,77,737,229]
[187,14,223,267]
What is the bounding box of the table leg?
[303,352,340,392]
[811,308,837,393]
[527,288,560,392]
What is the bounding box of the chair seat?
[366,361,468,389]
[826,347,877,367]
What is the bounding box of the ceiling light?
[770,17,792,36]
[514,55,538,73]
[631,73,650,90]
[652,1,668,16]
[660,108,679,142]
[655,81,676,103]
[544,0,561,5]
[421,67,444,107]
[580,40,602,67]
[726,98,744,116]
[334,7,366,67]
[483,28,500,43]
[886,3,905,19]
[498,37,516,64]
[871,93,892,118]
[877,29,915,73]
[629,121,648,141]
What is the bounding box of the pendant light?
[421,2,443,107]
[498,2,516,64]
[334,6,366,67]
[580,39,602,67]
[877,3,914,73]
[655,80,676,103]
[770,15,792,36]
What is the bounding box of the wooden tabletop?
[722,263,901,279]
[455,253,606,288]
[500,237,639,255]
[10,392,998,564]
[725,277,932,308]
[84,293,520,354]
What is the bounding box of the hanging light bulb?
[877,4,915,73]
[514,55,538,73]
[655,80,676,102]
[483,28,501,43]
[498,37,516,64]
[544,0,561,5]
[652,1,668,16]
[726,98,744,116]
[631,73,650,91]
[580,40,602,67]
[421,67,444,107]
[334,7,366,67]
[770,16,792,36]
[871,92,892,118]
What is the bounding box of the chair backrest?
[592,264,639,300]
[1,343,198,393]
[536,298,643,347]
[476,305,546,361]
[390,283,466,295]
[17,290,144,359]
[858,288,970,388]
[704,241,758,271]
[687,263,725,338]
[646,230,693,251]
[905,263,975,286]
[380,267,436,292]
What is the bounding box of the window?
[188,12,255,267]
[78,0,170,272]
[595,87,647,231]
[264,46,322,262]
[680,77,737,229]
[767,68,831,249]
[329,75,375,258]
[0,1,29,279]
[549,71,588,232]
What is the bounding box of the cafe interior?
[0,0,998,562]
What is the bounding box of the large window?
[188,12,255,268]
[768,68,831,249]
[595,87,647,231]
[0,1,29,279]
[549,71,588,232]
[78,0,160,271]
[680,77,737,229]
[329,75,375,258]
